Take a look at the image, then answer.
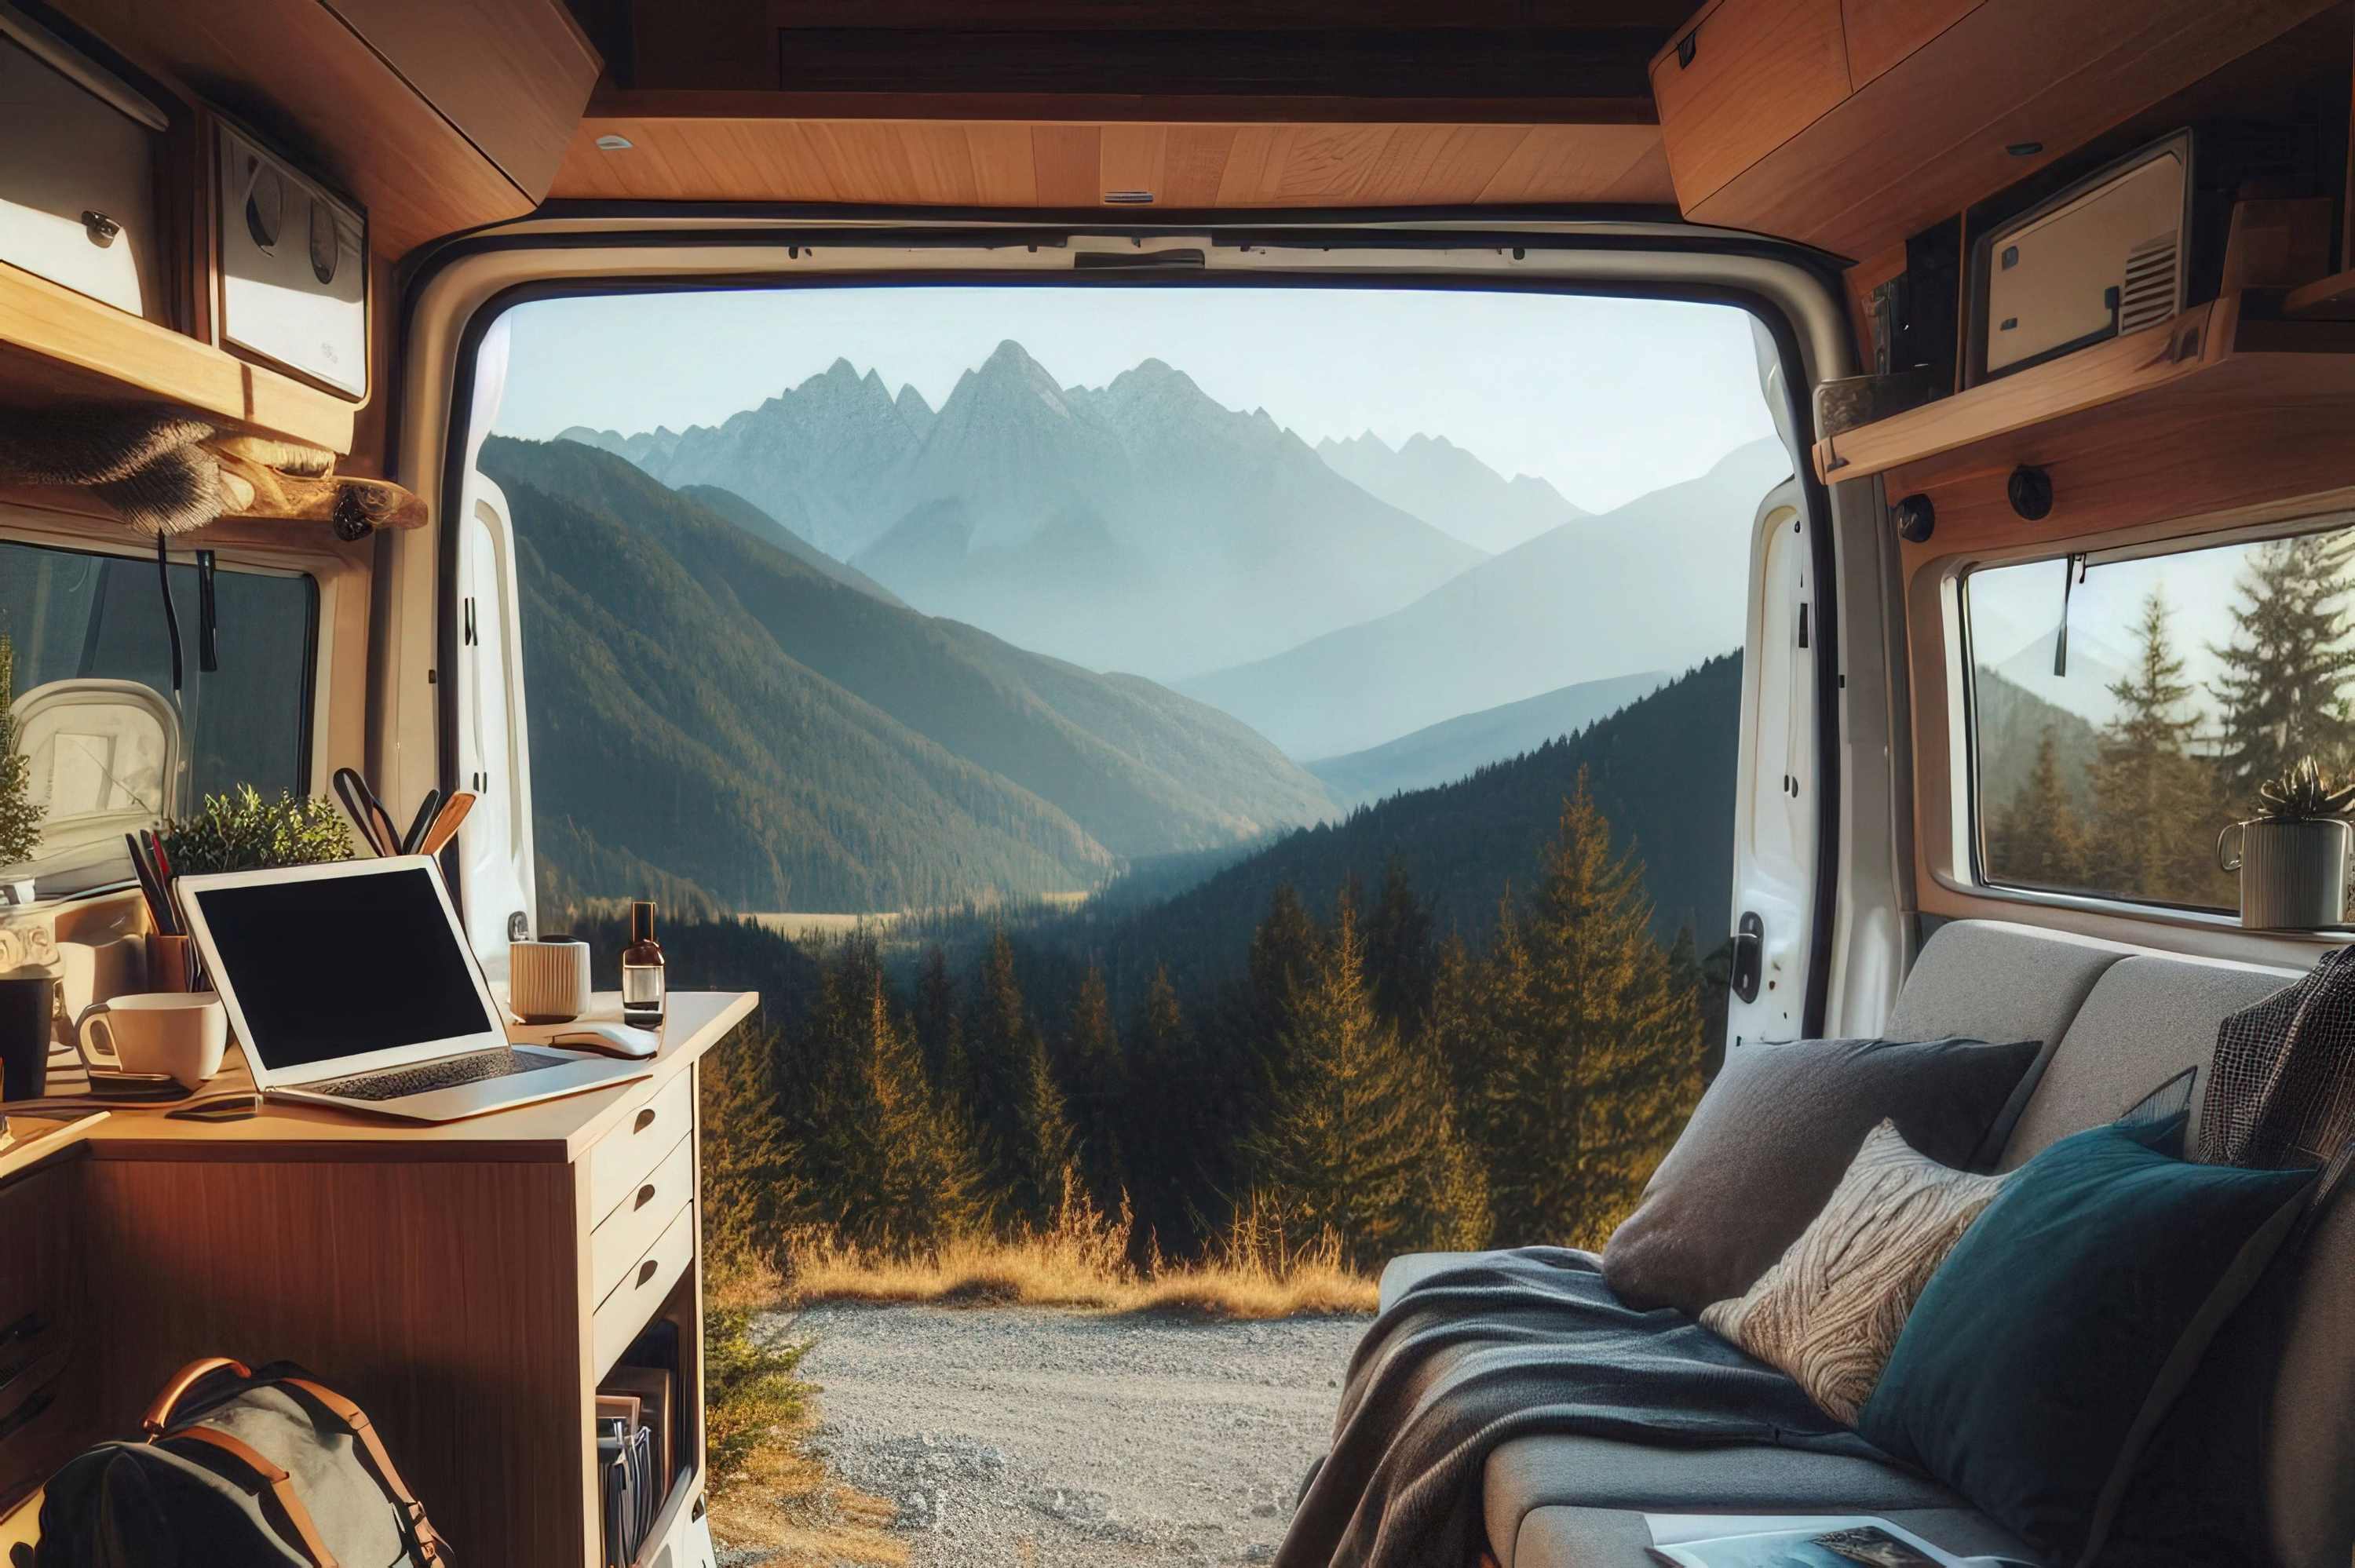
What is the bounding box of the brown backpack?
[37,1357,450,1567]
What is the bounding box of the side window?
[0,527,316,894]
[1965,517,2355,913]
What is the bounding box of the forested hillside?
[1074,655,1743,1003]
[483,436,1332,913]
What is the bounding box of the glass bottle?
[621,899,666,1026]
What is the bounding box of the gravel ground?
[754,1303,1369,1567]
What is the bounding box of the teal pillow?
[1857,1122,2313,1565]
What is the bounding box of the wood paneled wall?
[553,115,1672,208]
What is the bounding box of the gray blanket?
[1276,1247,1897,1568]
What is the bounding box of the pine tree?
[1243,888,1488,1267]
[2090,591,2226,905]
[912,946,965,1097]
[1061,965,1126,1210]
[1486,769,1703,1249]
[2211,531,2355,800]
[963,928,1039,1195]
[803,936,988,1247]
[1009,1027,1077,1230]
[699,1022,801,1274]
[0,633,45,865]
[1363,855,1437,1039]
[1988,724,2091,889]
[1122,964,1200,1257]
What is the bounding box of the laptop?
[177,855,652,1121]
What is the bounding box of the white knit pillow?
[1701,1119,2010,1425]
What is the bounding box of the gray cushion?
[1482,1436,1963,1568]
[1883,920,2127,1051]
[2001,953,2298,1168]
[1509,1504,2036,1568]
[1378,1249,1505,1311]
[1601,1035,2042,1315]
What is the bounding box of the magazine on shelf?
[1643,1515,2038,1568]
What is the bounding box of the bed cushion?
[1479,1435,1965,1568]
[1601,1034,2042,1316]
[1860,1121,2316,1564]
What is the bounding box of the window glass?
[0,534,315,892]
[1966,520,2355,911]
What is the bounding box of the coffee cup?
[77,992,227,1088]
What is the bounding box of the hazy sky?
[491,286,1779,512]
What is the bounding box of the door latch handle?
[1731,911,1764,1005]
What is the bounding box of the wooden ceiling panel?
[554,115,1677,210]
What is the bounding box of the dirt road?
[759,1302,1368,1566]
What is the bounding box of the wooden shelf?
[1825,292,2355,559]
[1814,294,2355,486]
[0,261,355,455]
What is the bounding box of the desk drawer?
[593,1133,693,1306]
[588,1074,694,1230]
[0,1165,78,1360]
[0,1348,74,1514]
[593,1202,694,1379]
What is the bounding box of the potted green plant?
[2218,758,2355,929]
[0,633,49,904]
[156,786,356,875]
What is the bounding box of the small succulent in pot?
[2254,757,2355,822]
[157,785,356,875]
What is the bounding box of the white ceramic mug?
[77,991,228,1088]
[510,938,592,1023]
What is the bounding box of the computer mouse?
[550,1023,659,1059]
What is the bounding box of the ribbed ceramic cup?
[510,938,592,1023]
[2220,818,2351,929]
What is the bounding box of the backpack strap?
[173,1424,341,1568]
[142,1357,254,1434]
[278,1377,451,1566]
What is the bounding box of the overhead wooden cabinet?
[1648,0,2336,259]
[54,0,601,257]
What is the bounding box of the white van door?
[452,470,536,977]
[1725,476,1822,1045]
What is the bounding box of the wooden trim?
[0,260,356,454]
[578,85,1659,126]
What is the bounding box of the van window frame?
[421,244,1851,1030]
[0,512,326,892]
[1953,510,2355,928]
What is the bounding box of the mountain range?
[1309,669,1670,805]
[561,342,1487,680]
[1316,431,1587,555]
[1179,437,1792,760]
[480,435,1335,914]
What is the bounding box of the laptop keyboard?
[312,1046,567,1103]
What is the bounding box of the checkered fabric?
[2199,946,2355,1220]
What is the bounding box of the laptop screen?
[186,864,496,1070]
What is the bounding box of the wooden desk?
[2,990,755,1567]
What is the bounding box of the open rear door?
[448,317,535,976]
[1725,476,1822,1045]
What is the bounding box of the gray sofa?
[1376,919,2353,1568]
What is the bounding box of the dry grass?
[781,1178,1380,1319]
[703,1264,911,1566]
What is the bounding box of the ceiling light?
[594,133,633,151]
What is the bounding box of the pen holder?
[144,932,195,994]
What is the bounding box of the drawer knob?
[637,1258,659,1288]
[633,1107,658,1133]
[81,210,120,248]
[635,1182,658,1210]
